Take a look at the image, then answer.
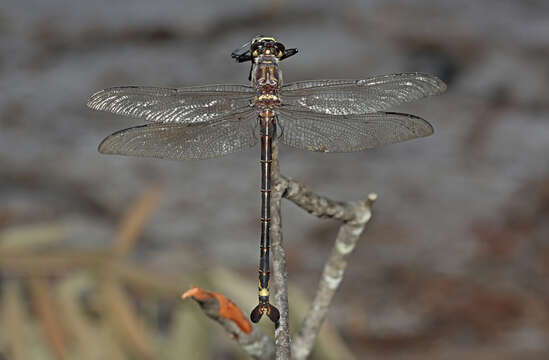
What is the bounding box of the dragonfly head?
[251,36,285,60]
[231,36,298,63]
[232,36,298,81]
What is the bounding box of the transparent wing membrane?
[87,85,254,124]
[90,73,445,158]
[281,73,446,115]
[98,110,257,160]
[277,109,433,152]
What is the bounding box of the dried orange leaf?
[182,287,213,301]
[182,287,252,334]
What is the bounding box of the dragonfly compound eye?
[274,42,285,58]
[251,43,259,57]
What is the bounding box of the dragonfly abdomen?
[250,110,280,325]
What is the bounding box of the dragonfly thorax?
[252,58,283,90]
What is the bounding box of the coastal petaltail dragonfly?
[87,35,446,325]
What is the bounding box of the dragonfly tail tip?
[250,303,280,326]
[250,304,264,323]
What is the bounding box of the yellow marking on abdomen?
[259,288,269,297]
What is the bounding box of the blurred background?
[1,0,549,359]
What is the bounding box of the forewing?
[281,73,446,115]
[88,84,254,124]
[277,109,433,152]
[98,110,257,160]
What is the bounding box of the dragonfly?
[87,35,446,325]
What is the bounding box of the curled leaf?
[182,287,252,334]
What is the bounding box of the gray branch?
[185,292,275,360]
[281,177,358,222]
[290,193,376,360]
[271,141,292,360]
[189,140,376,360]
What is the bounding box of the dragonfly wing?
[281,73,446,115]
[98,110,258,160]
[277,109,433,152]
[88,84,254,124]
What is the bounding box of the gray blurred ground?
[1,0,549,358]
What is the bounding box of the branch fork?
[183,143,376,359]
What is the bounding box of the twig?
[281,177,357,222]
[270,141,292,360]
[0,249,110,273]
[114,185,164,257]
[291,194,376,360]
[29,276,69,359]
[2,281,29,360]
[183,287,275,360]
[100,278,156,359]
[58,276,127,360]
